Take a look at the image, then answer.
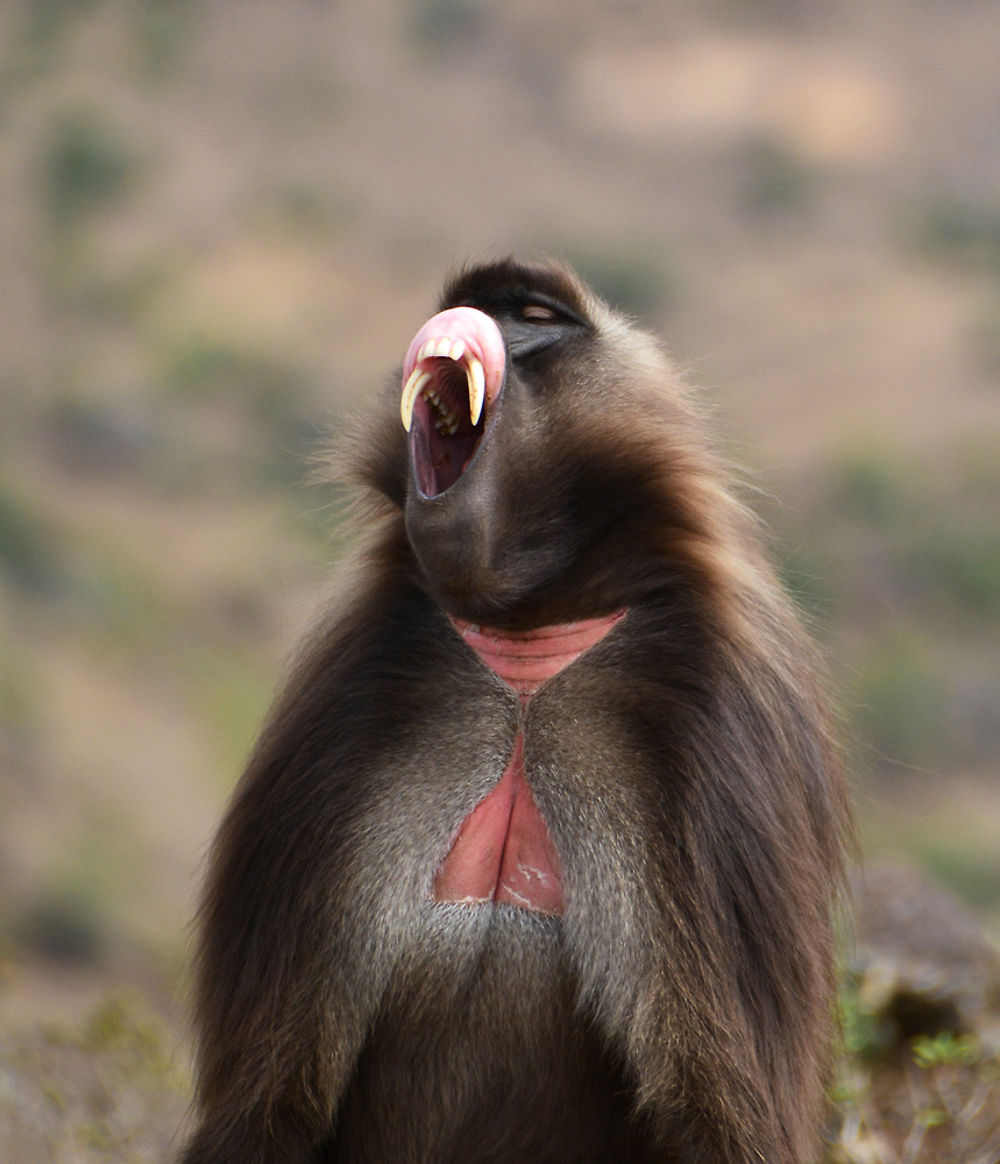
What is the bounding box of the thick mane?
[182,258,851,1164]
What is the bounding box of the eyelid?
[521,303,559,322]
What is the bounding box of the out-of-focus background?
[0,1,998,1159]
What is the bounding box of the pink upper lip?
[401,306,506,411]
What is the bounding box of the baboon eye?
[521,303,558,323]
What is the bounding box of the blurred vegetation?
[772,443,1000,773]
[903,192,1000,378]
[904,194,1000,280]
[0,478,65,596]
[544,237,684,322]
[767,441,1000,917]
[10,831,119,967]
[406,0,486,56]
[39,107,141,231]
[738,134,818,221]
[0,994,189,1159]
[830,973,1000,1162]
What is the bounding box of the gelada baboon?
[181,258,851,1163]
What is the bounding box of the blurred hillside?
[0,0,998,1158]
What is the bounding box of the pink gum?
[402,306,506,407]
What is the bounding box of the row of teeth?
[400,337,486,433]
[424,386,460,435]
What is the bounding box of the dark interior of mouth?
[411,358,484,497]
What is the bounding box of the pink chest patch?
[449,613,627,697]
[431,735,564,914]
[432,611,625,916]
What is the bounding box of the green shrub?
[739,135,817,219]
[908,527,1000,617]
[157,332,319,487]
[826,444,911,527]
[552,241,683,322]
[132,0,196,82]
[904,194,1000,276]
[911,1031,980,1070]
[408,0,484,53]
[10,892,106,965]
[20,0,100,48]
[39,108,139,228]
[913,841,1000,916]
[851,632,946,766]
[0,480,62,593]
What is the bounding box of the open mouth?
[400,306,506,498]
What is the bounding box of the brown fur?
[180,259,852,1163]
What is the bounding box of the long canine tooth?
[466,357,485,426]
[401,368,432,431]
